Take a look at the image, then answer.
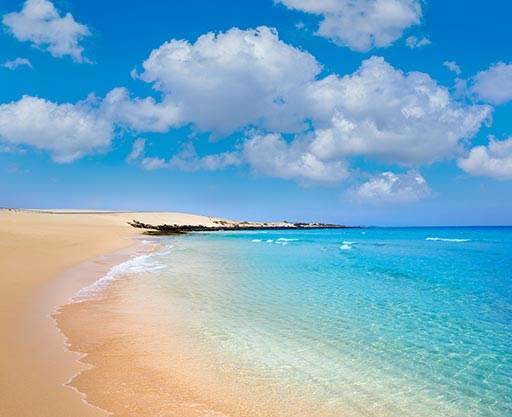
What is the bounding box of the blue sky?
[1,0,512,226]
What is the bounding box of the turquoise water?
[109,227,512,416]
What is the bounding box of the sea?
[73,227,512,416]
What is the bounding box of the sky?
[1,0,512,226]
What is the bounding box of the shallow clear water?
[96,227,512,416]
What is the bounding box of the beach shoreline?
[50,241,161,416]
[4,209,507,417]
[0,209,226,417]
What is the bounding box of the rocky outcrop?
[128,219,356,235]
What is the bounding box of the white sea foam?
[75,252,166,300]
[426,237,471,243]
[275,238,298,245]
[252,239,263,243]
[340,244,352,250]
[266,239,274,243]
[343,241,355,245]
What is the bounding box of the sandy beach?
[2,209,509,417]
[0,209,225,417]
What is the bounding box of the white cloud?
[458,137,512,180]
[0,26,492,188]
[350,171,431,204]
[136,26,320,134]
[295,21,306,30]
[131,28,489,170]
[443,61,461,75]
[405,35,431,49]
[101,88,181,133]
[2,57,32,70]
[126,139,167,169]
[2,0,91,62]
[126,140,240,171]
[126,132,348,184]
[168,143,241,171]
[276,0,423,52]
[140,156,167,170]
[242,132,348,184]
[307,57,491,165]
[0,95,112,162]
[472,62,512,105]
[126,138,146,162]
[119,31,490,183]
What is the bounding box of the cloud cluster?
[133,28,490,169]
[136,26,320,134]
[0,26,496,193]
[443,61,462,75]
[127,139,240,171]
[242,132,348,184]
[2,0,91,62]
[405,35,431,49]
[277,0,423,52]
[458,137,512,180]
[2,57,32,70]
[127,133,347,185]
[472,62,512,105]
[168,143,241,171]
[306,57,491,166]
[349,171,431,204]
[0,95,112,162]
[101,88,181,133]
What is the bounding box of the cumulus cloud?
[458,137,512,180]
[349,171,431,204]
[2,57,32,70]
[276,0,423,52]
[126,138,146,162]
[0,95,112,162]
[2,0,91,62]
[101,88,181,133]
[126,132,348,185]
[126,139,167,169]
[127,139,240,171]
[443,61,461,75]
[168,143,241,171]
[307,57,491,165]
[472,62,512,105]
[405,35,431,49]
[136,26,320,134]
[242,132,348,184]
[131,27,490,171]
[0,26,492,188]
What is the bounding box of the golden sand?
[0,209,228,417]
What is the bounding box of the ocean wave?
[426,237,471,243]
[343,241,355,245]
[252,237,296,245]
[75,252,166,300]
[339,244,352,250]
